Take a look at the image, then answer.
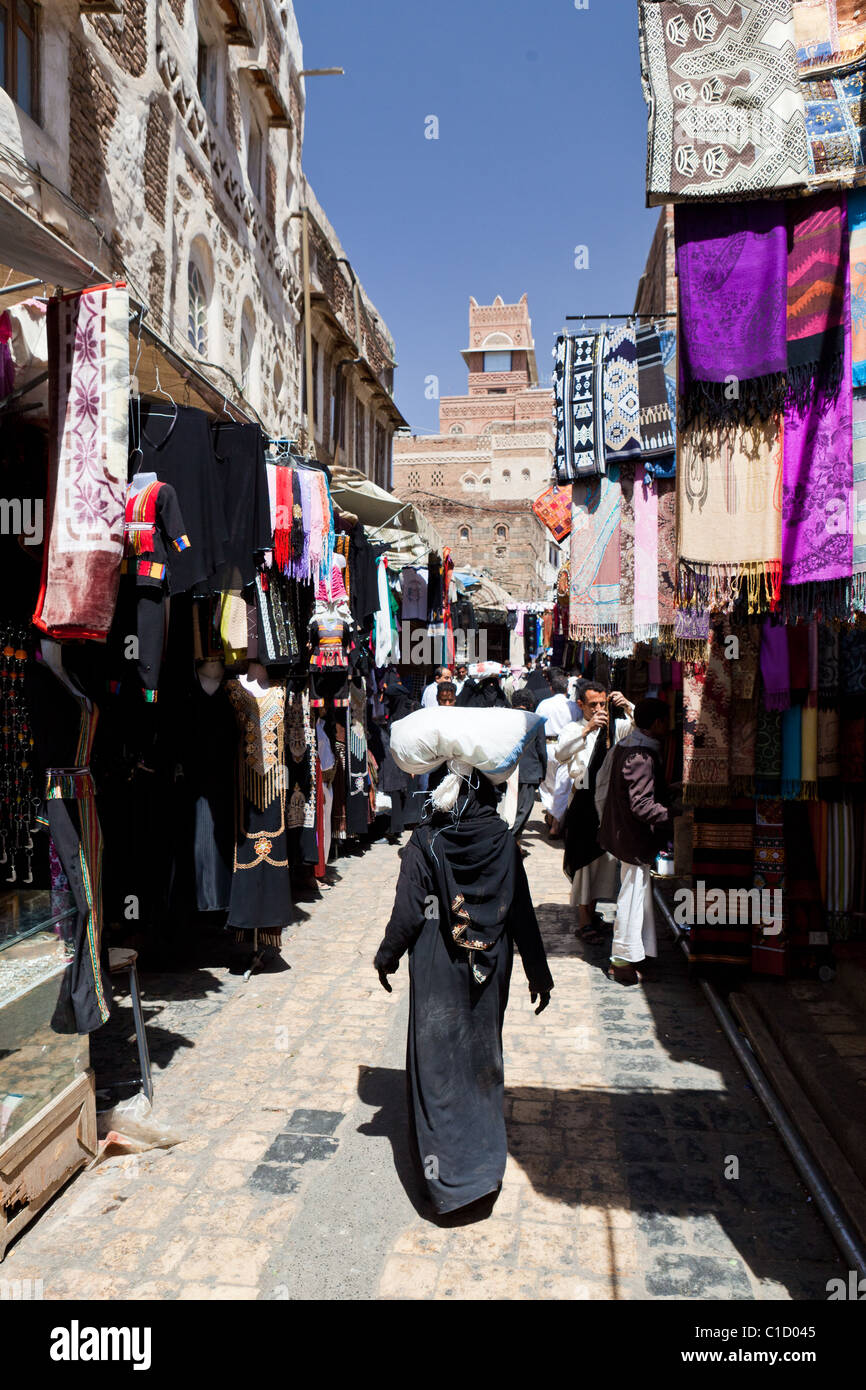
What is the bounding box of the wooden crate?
[0,1070,97,1261]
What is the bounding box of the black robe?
[375,782,553,1214]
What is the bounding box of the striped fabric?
[853,392,866,610]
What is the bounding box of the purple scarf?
[782,253,853,616]
[760,618,791,713]
[675,201,788,427]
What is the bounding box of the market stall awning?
[329,467,423,533]
[0,190,109,292]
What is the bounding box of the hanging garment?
[112,479,190,698]
[756,706,783,795]
[675,200,788,426]
[181,678,236,913]
[638,0,808,205]
[618,462,636,649]
[787,192,848,408]
[27,659,112,1032]
[226,678,293,933]
[210,422,272,591]
[400,566,428,621]
[852,391,866,611]
[254,567,301,667]
[139,402,229,595]
[346,679,371,837]
[635,324,675,459]
[760,617,792,711]
[849,191,866,388]
[602,326,642,461]
[781,705,803,798]
[316,718,335,867]
[657,476,677,646]
[683,628,732,805]
[677,415,783,615]
[0,309,13,396]
[634,465,659,643]
[657,323,678,462]
[33,285,128,640]
[374,781,552,1214]
[569,467,621,645]
[374,558,399,667]
[553,332,606,482]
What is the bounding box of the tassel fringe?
[780,578,851,623]
[681,373,787,430]
[683,783,732,806]
[677,560,782,616]
[786,353,844,415]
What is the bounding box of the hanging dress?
[226,677,293,942]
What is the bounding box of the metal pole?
[653,886,866,1277]
[301,205,315,440]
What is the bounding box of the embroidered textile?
[658,477,678,643]
[801,52,866,188]
[675,200,788,425]
[636,324,675,458]
[756,706,783,791]
[787,192,847,406]
[569,467,621,645]
[852,390,866,608]
[532,484,573,542]
[619,462,636,647]
[677,415,784,614]
[638,0,809,205]
[634,464,660,643]
[33,285,129,640]
[554,333,606,482]
[602,326,642,461]
[683,626,732,804]
[794,0,866,65]
[783,229,853,595]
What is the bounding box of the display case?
[0,890,97,1260]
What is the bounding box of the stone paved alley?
[2,812,843,1301]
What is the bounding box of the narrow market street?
[2,811,841,1302]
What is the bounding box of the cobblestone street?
[3,813,843,1301]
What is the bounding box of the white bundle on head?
[389,707,544,812]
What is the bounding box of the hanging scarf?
[33,285,129,641]
[817,706,841,796]
[818,624,841,706]
[756,707,783,793]
[677,415,783,615]
[638,0,809,205]
[636,323,674,459]
[569,466,621,646]
[683,626,731,805]
[794,1,866,65]
[731,623,760,796]
[849,191,866,388]
[801,705,819,798]
[658,323,677,460]
[852,391,866,611]
[840,627,866,713]
[554,332,606,482]
[783,225,853,616]
[634,463,659,643]
[826,800,855,922]
[674,606,711,664]
[675,200,788,427]
[787,193,847,408]
[760,617,791,711]
[602,326,642,461]
[307,472,325,586]
[618,461,636,649]
[732,622,761,702]
[657,476,677,649]
[788,623,811,702]
[781,705,803,798]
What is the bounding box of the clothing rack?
[565,312,677,321]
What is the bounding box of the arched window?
[188,259,208,355]
[459,526,471,542]
[461,473,477,492]
[502,469,511,483]
[521,468,531,482]
[495,523,509,542]
[449,423,464,435]
[480,474,491,489]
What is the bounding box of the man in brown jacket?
[596,698,672,985]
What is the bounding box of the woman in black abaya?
[374,768,553,1215]
[374,670,423,839]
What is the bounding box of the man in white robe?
[556,683,634,939]
[536,672,579,835]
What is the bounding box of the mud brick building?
[0,0,402,458]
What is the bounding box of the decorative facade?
[0,0,402,466]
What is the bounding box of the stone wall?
[402,496,553,600]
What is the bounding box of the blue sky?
[294,0,659,435]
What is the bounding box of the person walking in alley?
[536,671,578,838]
[556,681,634,944]
[373,709,553,1216]
[510,687,547,852]
[596,697,672,986]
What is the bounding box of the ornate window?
[449,423,464,435]
[187,260,208,355]
[1,2,38,121]
[431,468,444,487]
[521,468,531,482]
